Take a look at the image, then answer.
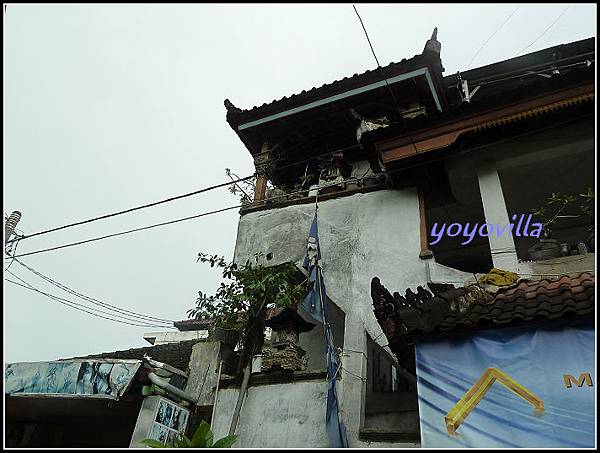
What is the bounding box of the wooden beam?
[253,143,270,204]
[418,187,434,260]
[377,83,594,164]
[253,176,267,204]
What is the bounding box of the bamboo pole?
[228,362,252,436]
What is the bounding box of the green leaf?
[173,434,192,448]
[191,421,212,448]
[139,439,167,448]
[212,435,238,448]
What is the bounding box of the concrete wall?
[232,189,471,447]
[211,380,329,448]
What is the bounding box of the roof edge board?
[238,67,442,131]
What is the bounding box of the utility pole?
[5,211,21,246]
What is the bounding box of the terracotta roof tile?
[372,273,595,341]
[427,272,595,335]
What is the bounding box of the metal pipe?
[147,372,196,405]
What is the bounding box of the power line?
[8,108,591,262]
[12,258,174,325]
[5,269,174,328]
[352,5,453,222]
[6,174,256,245]
[8,204,243,259]
[352,5,403,114]
[467,6,520,67]
[517,6,571,55]
[5,99,592,263]
[6,144,363,247]
[5,175,371,259]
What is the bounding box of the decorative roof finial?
[224,99,240,112]
[423,27,442,57]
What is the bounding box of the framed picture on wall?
[148,397,190,445]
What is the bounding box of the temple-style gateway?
[6,32,595,448]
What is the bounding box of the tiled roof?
[224,52,440,127]
[431,272,595,334]
[65,339,202,372]
[372,272,595,341]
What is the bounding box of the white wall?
[211,380,329,448]
[232,189,470,447]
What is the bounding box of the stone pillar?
[339,316,368,447]
[476,161,519,270]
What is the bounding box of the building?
[213,31,595,447]
[5,32,594,448]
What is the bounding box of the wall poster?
[148,397,190,445]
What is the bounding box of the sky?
[3,3,596,363]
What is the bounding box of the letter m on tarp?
[563,373,593,388]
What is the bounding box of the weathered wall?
[232,189,469,447]
[211,380,329,448]
[235,190,427,342]
[234,189,472,356]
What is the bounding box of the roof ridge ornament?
[423,27,441,56]
[224,99,242,122]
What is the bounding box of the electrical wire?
[5,235,22,271]
[517,6,571,55]
[352,4,453,223]
[6,144,363,248]
[8,204,243,259]
[5,270,174,328]
[475,60,593,87]
[467,6,520,67]
[5,109,591,262]
[6,174,256,245]
[6,53,589,252]
[5,175,370,259]
[12,257,174,325]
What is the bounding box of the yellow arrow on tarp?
[445,367,544,435]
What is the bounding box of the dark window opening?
[498,120,595,261]
[423,161,493,274]
[361,335,420,442]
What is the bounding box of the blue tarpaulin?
[5,359,141,400]
[415,323,595,448]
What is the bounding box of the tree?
[188,253,304,369]
[531,188,595,238]
[188,253,305,436]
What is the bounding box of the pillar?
[476,161,519,270]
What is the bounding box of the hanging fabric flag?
[302,207,349,448]
[301,210,324,323]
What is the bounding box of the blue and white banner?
[301,210,324,323]
[415,323,595,448]
[5,359,141,400]
[302,208,349,448]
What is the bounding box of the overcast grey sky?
[3,3,596,363]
